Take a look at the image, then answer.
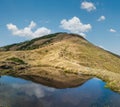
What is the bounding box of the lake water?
[0,76,120,107]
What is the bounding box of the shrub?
[7,57,26,64]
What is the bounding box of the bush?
[7,57,26,64]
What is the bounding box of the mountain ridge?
[0,32,87,51]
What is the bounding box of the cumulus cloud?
[109,28,116,33]
[60,16,92,37]
[81,1,96,12]
[97,16,106,21]
[6,21,51,38]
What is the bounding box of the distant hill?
[0,32,120,91]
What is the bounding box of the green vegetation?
[38,33,60,39]
[7,57,26,64]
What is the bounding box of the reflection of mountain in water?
[20,73,91,89]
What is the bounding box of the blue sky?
[0,0,120,55]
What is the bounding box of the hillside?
[0,33,120,91]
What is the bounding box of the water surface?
[0,76,120,107]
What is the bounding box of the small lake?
[0,76,120,107]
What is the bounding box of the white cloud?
[109,28,116,33]
[81,1,96,12]
[60,16,92,37]
[12,83,55,98]
[6,21,51,38]
[97,16,106,21]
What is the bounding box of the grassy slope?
[0,33,120,91]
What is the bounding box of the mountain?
[0,32,120,91]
